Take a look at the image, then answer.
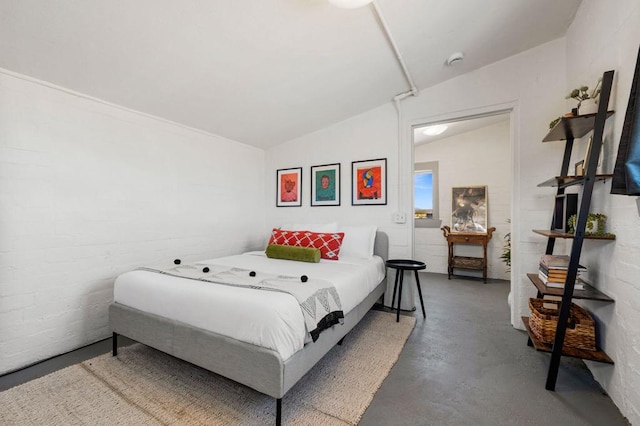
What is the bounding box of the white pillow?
[339,225,377,259]
[280,222,338,233]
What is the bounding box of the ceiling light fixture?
[328,0,374,8]
[446,52,464,66]
[422,124,448,136]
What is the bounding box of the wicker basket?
[528,298,596,351]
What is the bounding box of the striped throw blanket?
[137,263,344,342]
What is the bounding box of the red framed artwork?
[351,158,387,205]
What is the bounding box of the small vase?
[579,99,598,115]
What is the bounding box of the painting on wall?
[276,167,302,207]
[451,185,488,232]
[311,163,340,206]
[351,158,387,206]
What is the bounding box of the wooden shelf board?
[526,273,614,302]
[522,317,614,364]
[543,111,615,142]
[532,229,616,240]
[537,174,613,188]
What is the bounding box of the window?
[415,171,433,218]
[414,161,440,228]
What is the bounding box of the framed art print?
[351,158,387,205]
[451,185,488,233]
[311,163,340,206]
[583,135,603,175]
[276,167,302,207]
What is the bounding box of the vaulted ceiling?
[0,0,582,149]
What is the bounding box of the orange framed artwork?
[276,167,302,207]
[351,158,387,205]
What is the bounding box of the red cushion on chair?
[268,229,344,260]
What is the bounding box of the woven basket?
[528,298,596,351]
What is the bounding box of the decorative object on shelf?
[575,160,585,176]
[451,185,488,233]
[500,219,511,271]
[311,163,340,207]
[549,116,562,129]
[583,135,604,175]
[528,298,596,351]
[553,193,578,232]
[351,158,387,205]
[611,46,640,196]
[565,78,602,115]
[538,254,586,289]
[567,213,614,238]
[276,167,302,207]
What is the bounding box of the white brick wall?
[264,104,418,309]
[0,71,266,374]
[1,0,637,419]
[564,0,640,422]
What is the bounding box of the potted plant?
[500,219,511,271]
[566,78,602,115]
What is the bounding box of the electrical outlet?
[393,212,406,223]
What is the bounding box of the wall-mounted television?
[554,193,578,232]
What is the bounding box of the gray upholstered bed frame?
[109,231,388,425]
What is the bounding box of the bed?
[109,230,388,425]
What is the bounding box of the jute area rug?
[1,310,415,425]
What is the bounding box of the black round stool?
[385,259,427,322]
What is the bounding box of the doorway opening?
[412,110,513,282]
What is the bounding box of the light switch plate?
[393,212,406,223]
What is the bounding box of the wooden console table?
[441,225,496,283]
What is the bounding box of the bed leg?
[337,337,345,346]
[112,332,118,356]
[276,398,282,426]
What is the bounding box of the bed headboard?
[373,231,389,261]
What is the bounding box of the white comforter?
[113,252,385,361]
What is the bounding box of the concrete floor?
[0,272,628,425]
[361,272,628,425]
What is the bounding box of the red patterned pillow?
[302,230,344,260]
[268,228,307,246]
[268,229,344,260]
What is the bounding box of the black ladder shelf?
[524,70,616,391]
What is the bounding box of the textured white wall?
[263,104,417,308]
[266,39,567,315]
[564,0,640,422]
[0,71,266,375]
[414,120,511,281]
[264,104,405,251]
[400,39,570,331]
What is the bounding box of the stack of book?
[542,294,562,311]
[538,254,586,290]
